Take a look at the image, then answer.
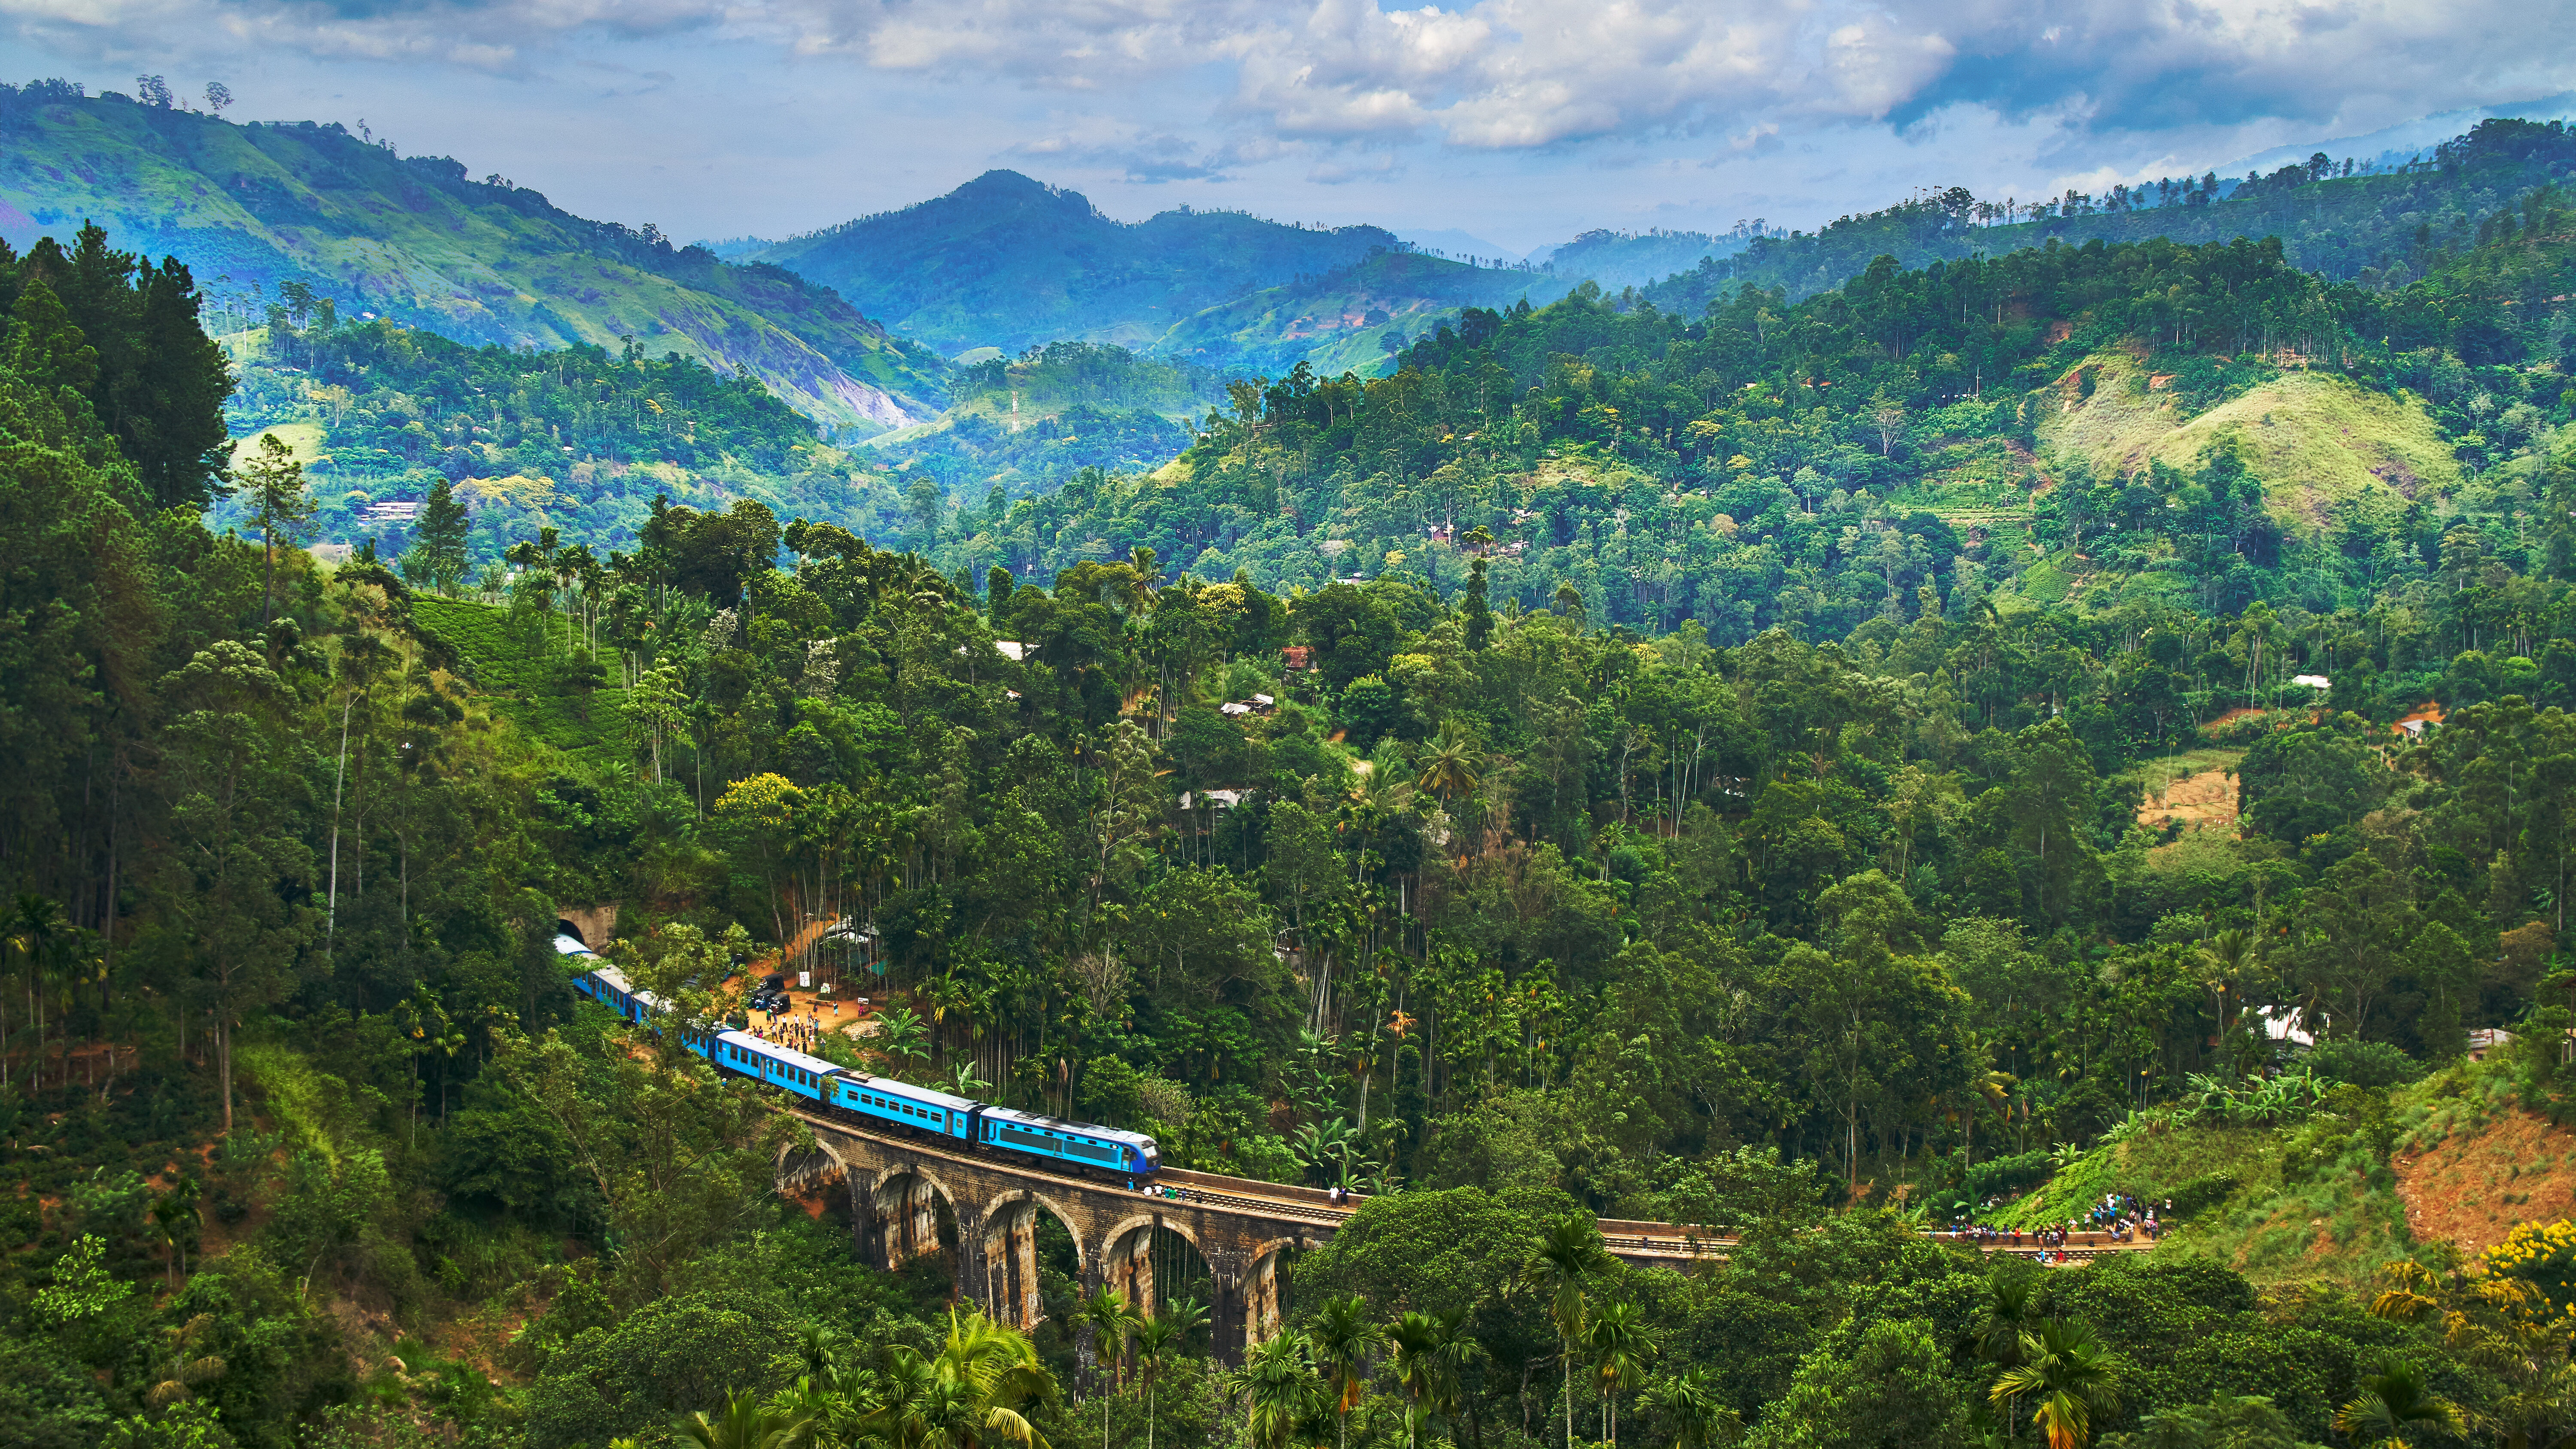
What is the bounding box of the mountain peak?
[947,169,1096,216]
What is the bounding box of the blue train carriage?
[976,1105,1158,1179]
[827,1073,977,1141]
[705,1030,844,1105]
[557,933,668,1025]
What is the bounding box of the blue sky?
[2,0,2571,255]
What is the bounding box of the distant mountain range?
[744,170,1413,358]
[0,85,948,431]
[12,77,2570,461]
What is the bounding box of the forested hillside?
[750,171,1403,358]
[748,170,1567,379]
[24,100,2576,1449]
[1154,249,1574,378]
[1641,117,2576,315]
[923,206,2576,673]
[0,78,948,431]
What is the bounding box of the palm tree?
[1229,1330,1324,1449]
[675,1389,814,1449]
[6,893,63,1091]
[1416,729,1481,803]
[1641,1368,1741,1449]
[2198,928,2257,1048]
[1391,1306,1488,1449]
[863,1309,1059,1449]
[1163,1295,1213,1355]
[1988,1319,2121,1449]
[1520,1212,1610,1449]
[1970,1270,2042,1369]
[770,1376,859,1449]
[1073,1285,1140,1449]
[2335,1358,2465,1449]
[1965,1068,2018,1167]
[149,1176,202,1287]
[1310,1292,1382,1449]
[1585,1300,1656,1449]
[1133,1316,1184,1449]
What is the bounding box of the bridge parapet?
[793,1110,1333,1364]
[786,1108,2159,1361]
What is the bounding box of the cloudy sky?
[1,0,2571,255]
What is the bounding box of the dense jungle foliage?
[21,138,2576,1449]
[1640,117,2576,314]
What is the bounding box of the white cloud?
[3,0,2570,165]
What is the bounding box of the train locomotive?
[554,930,1160,1183]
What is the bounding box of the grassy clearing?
[2122,747,2245,800]
[412,595,625,762]
[228,420,328,468]
[2037,350,2456,537]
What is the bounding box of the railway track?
[789,1109,2162,1264]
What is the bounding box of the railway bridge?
[781,1109,2148,1362]
[785,1111,1732,1361]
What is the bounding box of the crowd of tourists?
[1946,1192,2169,1261]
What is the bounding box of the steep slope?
[2036,350,2461,534]
[1156,249,1576,378]
[752,170,1400,358]
[0,85,946,431]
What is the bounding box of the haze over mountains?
[6,71,2573,462]
[0,83,947,431]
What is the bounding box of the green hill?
[0,81,948,433]
[749,170,1400,358]
[1642,116,2576,314]
[216,315,922,560]
[1154,249,1575,378]
[2034,350,2460,537]
[750,170,1574,379]
[1536,226,1753,289]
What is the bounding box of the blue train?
[554,931,1160,1182]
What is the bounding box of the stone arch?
[872,1163,962,1271]
[774,1141,846,1194]
[1239,1237,1300,1348]
[978,1188,1086,1332]
[1098,1212,1221,1324]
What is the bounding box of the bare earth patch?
[2139,768,2239,834]
[2393,1109,2576,1255]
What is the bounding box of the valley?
[12,72,2576,1449]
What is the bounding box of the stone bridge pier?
[795,1115,1332,1363]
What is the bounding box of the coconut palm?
[149,1176,202,1287]
[1416,730,1481,803]
[1641,1367,1741,1449]
[2198,928,2258,1044]
[675,1389,814,1449]
[1988,1319,2121,1449]
[1309,1291,1382,1449]
[1519,1212,1610,1449]
[2334,1358,2465,1449]
[1584,1300,1657,1449]
[862,1309,1058,1449]
[1229,1329,1324,1449]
